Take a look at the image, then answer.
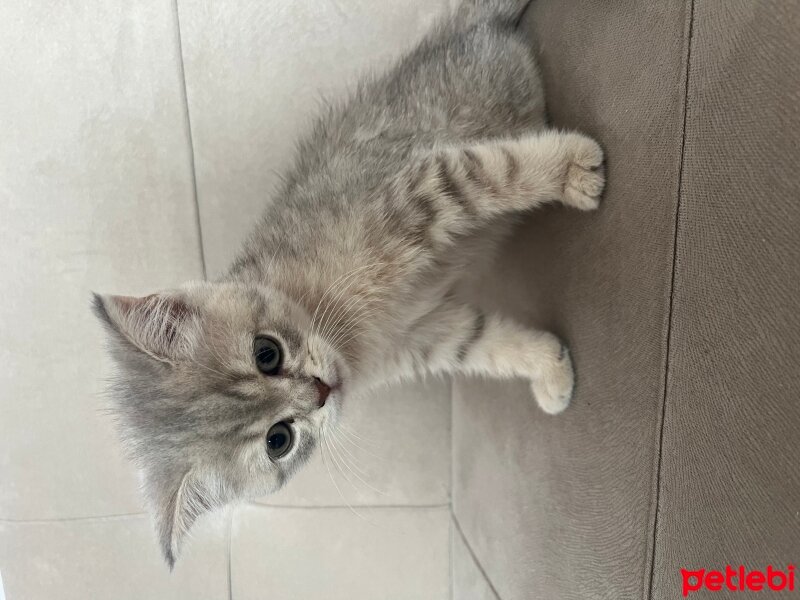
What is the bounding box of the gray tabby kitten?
[94,0,604,567]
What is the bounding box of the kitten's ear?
[92,292,198,363]
[148,467,223,569]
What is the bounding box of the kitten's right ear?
[92,292,198,363]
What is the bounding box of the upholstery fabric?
[652,2,800,597]
[453,1,800,598]
[453,2,690,598]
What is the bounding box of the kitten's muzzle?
[314,377,331,408]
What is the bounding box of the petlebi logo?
[682,565,796,596]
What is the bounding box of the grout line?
[452,515,502,600]
[0,512,146,525]
[173,0,207,281]
[448,374,456,600]
[448,376,454,507]
[246,502,450,511]
[644,2,696,599]
[449,509,455,600]
[227,509,234,600]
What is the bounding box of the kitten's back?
[285,14,546,201]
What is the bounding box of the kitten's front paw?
[530,342,574,415]
[560,133,605,211]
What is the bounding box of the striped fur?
[93,0,604,566]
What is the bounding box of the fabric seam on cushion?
[173,0,207,281]
[644,2,696,599]
[227,510,233,600]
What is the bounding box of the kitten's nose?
[314,377,331,408]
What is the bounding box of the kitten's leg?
[443,130,605,214]
[404,304,574,414]
[400,131,605,239]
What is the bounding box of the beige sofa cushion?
[454,2,690,598]
[652,2,800,597]
[453,1,800,598]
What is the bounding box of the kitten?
[94,0,604,567]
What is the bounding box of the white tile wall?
[0,514,229,600]
[177,0,451,277]
[232,505,451,600]
[0,0,202,522]
[0,0,456,598]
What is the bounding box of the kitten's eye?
[266,422,293,459]
[254,336,282,375]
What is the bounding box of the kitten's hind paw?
[560,134,605,211]
[530,343,574,415]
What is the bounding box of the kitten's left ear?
[92,292,198,363]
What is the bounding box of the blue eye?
[266,422,293,459]
[254,336,282,375]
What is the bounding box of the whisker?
[324,297,382,346]
[318,293,367,347]
[328,430,388,496]
[337,425,384,457]
[325,426,363,491]
[326,307,382,351]
[309,262,382,341]
[325,292,389,348]
[320,426,374,524]
[315,263,383,343]
[188,358,231,381]
[326,427,369,476]
[317,263,389,343]
[196,331,235,374]
[330,306,381,345]
[338,421,380,446]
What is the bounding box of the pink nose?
[314,377,331,407]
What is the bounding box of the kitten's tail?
[450,0,532,30]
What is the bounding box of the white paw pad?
[531,344,575,415]
[562,134,606,211]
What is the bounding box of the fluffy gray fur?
[94,0,605,567]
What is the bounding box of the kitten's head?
[93,281,344,567]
